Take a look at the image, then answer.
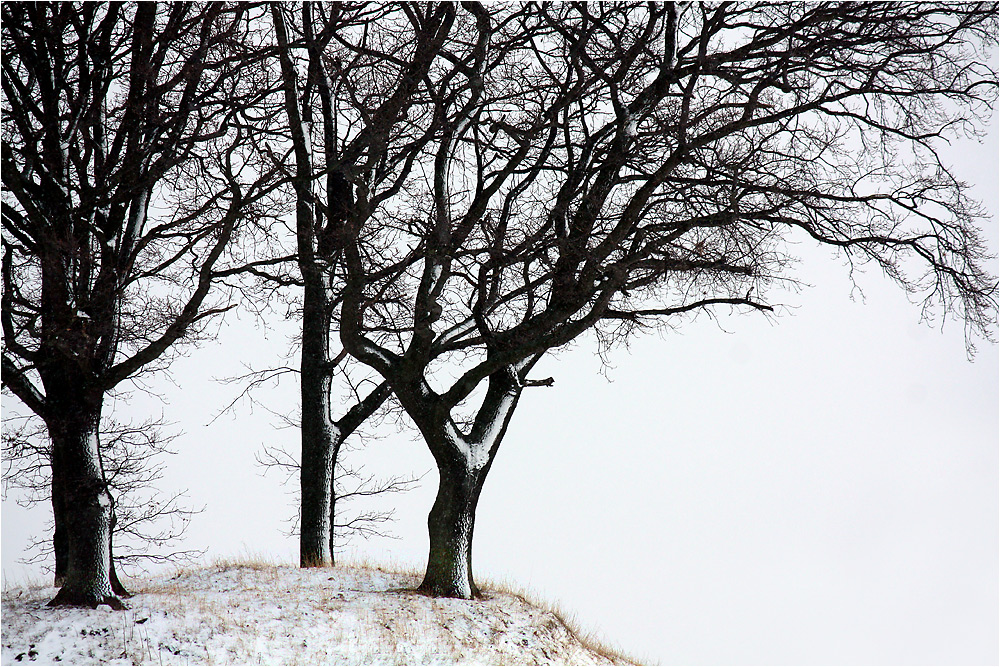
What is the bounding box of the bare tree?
[268,1,460,567]
[2,2,282,607]
[3,413,204,586]
[256,438,421,552]
[212,357,420,558]
[335,3,998,597]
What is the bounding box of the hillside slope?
[1,562,637,665]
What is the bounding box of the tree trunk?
[108,498,131,598]
[299,424,333,567]
[419,460,485,599]
[299,268,336,568]
[409,370,521,599]
[327,437,343,562]
[51,474,69,587]
[108,548,130,598]
[46,406,124,609]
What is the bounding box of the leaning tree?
[335,2,998,597]
[1,2,282,607]
[269,1,481,567]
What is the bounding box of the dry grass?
[478,574,653,666]
[202,556,652,664]
[328,557,650,664]
[4,556,649,665]
[136,550,282,592]
[209,549,284,571]
[335,553,425,578]
[1,571,48,595]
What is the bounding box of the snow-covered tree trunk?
[405,369,524,599]
[299,269,337,568]
[420,457,486,598]
[45,393,123,609]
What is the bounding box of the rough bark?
[33,229,122,608]
[419,459,486,598]
[3,2,275,606]
[51,474,69,587]
[44,398,123,609]
[51,438,133,596]
[272,3,334,569]
[108,500,131,598]
[299,270,336,568]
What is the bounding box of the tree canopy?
[2,1,996,608]
[333,1,998,597]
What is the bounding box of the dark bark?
[108,498,131,598]
[395,372,523,600]
[272,3,342,569]
[4,2,275,605]
[419,459,486,599]
[44,393,123,609]
[52,476,68,587]
[33,215,121,607]
[37,280,129,602]
[299,270,336,568]
[273,5,398,568]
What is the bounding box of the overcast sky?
[3,101,997,667]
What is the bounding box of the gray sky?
[3,106,997,667]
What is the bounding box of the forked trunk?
[419,462,485,599]
[410,370,522,599]
[46,410,124,609]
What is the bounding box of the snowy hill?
[1,561,638,665]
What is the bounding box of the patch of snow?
[2,564,623,665]
[466,389,518,471]
[357,339,395,370]
[442,421,476,470]
[623,112,638,138]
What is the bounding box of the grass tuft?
[210,548,284,571]
[1,572,49,594]
[478,574,653,666]
[334,553,424,578]
[3,556,647,665]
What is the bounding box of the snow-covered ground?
[1,562,635,665]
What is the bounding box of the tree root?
[47,588,127,610]
[417,579,482,600]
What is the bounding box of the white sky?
[3,112,997,667]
